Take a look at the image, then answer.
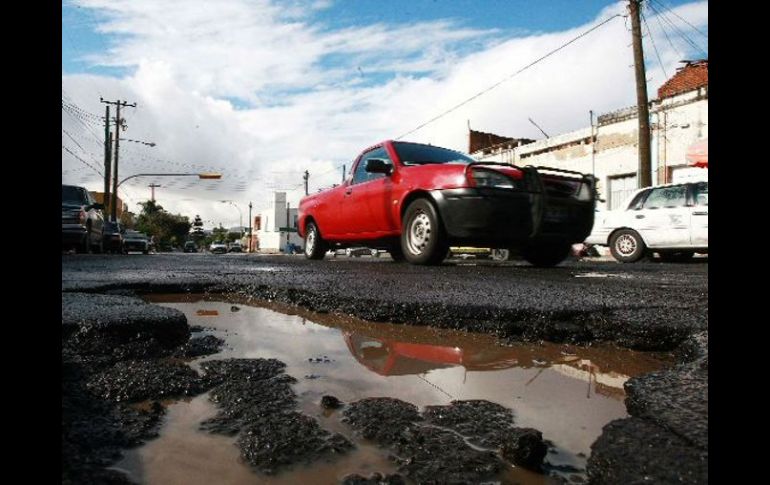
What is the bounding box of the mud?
[62,361,165,484]
[342,398,422,446]
[198,359,354,474]
[173,335,226,358]
[341,397,551,482]
[86,359,206,402]
[341,472,406,484]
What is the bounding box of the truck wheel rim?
[306,228,315,255]
[407,211,431,255]
[616,234,636,255]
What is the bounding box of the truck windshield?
[62,186,88,204]
[393,142,475,166]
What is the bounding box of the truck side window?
[352,147,392,185]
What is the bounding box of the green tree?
[135,201,191,250]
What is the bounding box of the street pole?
[590,110,596,177]
[248,202,253,252]
[629,0,652,188]
[342,164,346,182]
[303,170,309,195]
[149,183,161,202]
[112,102,121,221]
[101,98,136,221]
[103,105,111,215]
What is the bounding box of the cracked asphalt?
[61,252,708,484]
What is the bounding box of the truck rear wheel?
[304,221,327,260]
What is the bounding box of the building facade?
[470,60,708,210]
[256,191,303,252]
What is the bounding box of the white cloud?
[62,0,708,226]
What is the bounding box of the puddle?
[117,294,673,484]
[573,272,633,279]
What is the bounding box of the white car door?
[634,185,691,248]
[689,181,708,247]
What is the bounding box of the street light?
[220,200,243,231]
[112,172,222,220]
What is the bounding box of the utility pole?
[148,183,161,202]
[101,98,137,221]
[303,170,309,196]
[629,0,652,188]
[248,202,253,253]
[590,110,596,177]
[342,164,346,183]
[103,106,112,215]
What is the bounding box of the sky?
[61,0,708,229]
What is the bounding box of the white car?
[585,181,708,262]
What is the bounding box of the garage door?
[608,174,638,210]
[670,166,708,183]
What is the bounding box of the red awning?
[686,139,708,168]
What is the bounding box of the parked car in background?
[62,184,105,253]
[209,241,227,254]
[299,140,596,266]
[228,241,243,253]
[122,230,150,254]
[183,241,198,253]
[585,181,708,262]
[102,221,124,253]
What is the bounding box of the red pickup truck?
[298,140,596,266]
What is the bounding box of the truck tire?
[401,199,448,265]
[304,221,328,260]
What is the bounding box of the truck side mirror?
[365,158,392,175]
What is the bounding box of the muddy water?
[116,294,672,484]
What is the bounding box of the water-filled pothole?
[116,294,673,484]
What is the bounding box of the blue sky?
[62,0,707,225]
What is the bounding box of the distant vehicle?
[209,241,227,254]
[228,241,243,253]
[585,181,708,262]
[122,230,150,254]
[298,140,596,266]
[102,221,124,254]
[62,184,105,253]
[183,241,198,253]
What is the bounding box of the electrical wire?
[650,2,684,59]
[641,11,668,79]
[395,13,624,140]
[650,0,708,40]
[62,145,104,177]
[647,2,706,57]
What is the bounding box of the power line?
[647,2,706,57]
[650,0,708,41]
[650,2,683,59]
[395,13,623,140]
[62,145,104,177]
[641,10,667,80]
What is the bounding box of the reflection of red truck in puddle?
[342,331,632,397]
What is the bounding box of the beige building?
[470,60,708,210]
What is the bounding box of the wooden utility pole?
[303,170,309,195]
[629,0,652,188]
[103,106,112,215]
[101,98,136,220]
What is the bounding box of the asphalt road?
[61,252,708,484]
[63,252,707,349]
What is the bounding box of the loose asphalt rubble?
[61,254,708,483]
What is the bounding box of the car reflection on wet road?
[117,294,672,485]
